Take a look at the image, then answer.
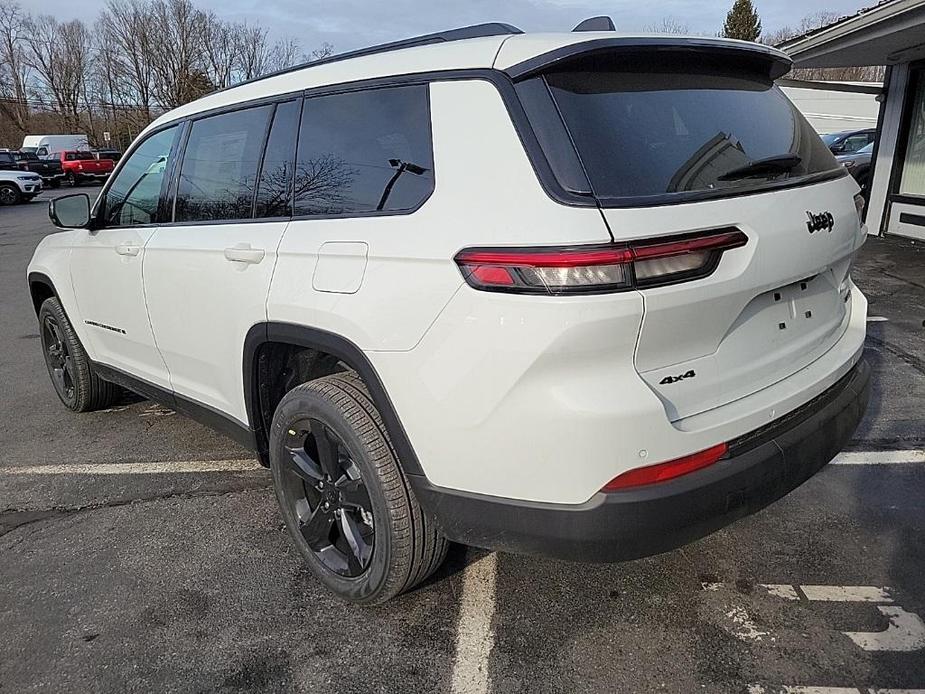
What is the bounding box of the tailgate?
[605,178,861,420]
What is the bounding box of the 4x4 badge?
[660,370,696,385]
[806,210,834,234]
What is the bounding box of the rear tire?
[66,172,78,186]
[39,297,119,412]
[269,372,447,604]
[0,183,20,205]
[49,179,61,189]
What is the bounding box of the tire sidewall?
[39,298,89,411]
[0,183,20,205]
[269,384,396,603]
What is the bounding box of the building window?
[899,68,925,198]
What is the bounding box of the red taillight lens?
[602,443,728,491]
[455,229,747,295]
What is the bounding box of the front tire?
[49,179,61,189]
[0,183,20,205]
[39,297,119,412]
[269,372,447,604]
[66,172,78,187]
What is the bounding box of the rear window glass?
[66,152,96,161]
[532,58,839,203]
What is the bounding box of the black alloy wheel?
[269,373,448,604]
[0,183,20,205]
[41,313,77,406]
[281,417,375,577]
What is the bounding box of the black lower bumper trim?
[411,358,871,563]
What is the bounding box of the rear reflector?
[601,443,728,491]
[455,229,747,295]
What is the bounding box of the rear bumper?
[414,358,870,562]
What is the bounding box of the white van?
[21,134,90,157]
[28,22,870,604]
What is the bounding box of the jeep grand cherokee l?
[28,23,870,604]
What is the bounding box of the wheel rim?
[281,418,375,577]
[0,186,16,204]
[41,315,76,403]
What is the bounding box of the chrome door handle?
[224,245,265,264]
[115,244,141,257]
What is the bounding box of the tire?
[269,372,447,604]
[39,297,119,412]
[0,183,20,205]
[66,171,78,187]
[49,179,61,189]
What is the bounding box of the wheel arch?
[28,272,58,316]
[243,322,425,478]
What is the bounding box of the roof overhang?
[779,0,925,67]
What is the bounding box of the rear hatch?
[512,41,861,421]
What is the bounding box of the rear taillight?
[854,192,866,223]
[454,229,747,295]
[601,443,728,491]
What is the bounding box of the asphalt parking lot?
[1,187,924,693]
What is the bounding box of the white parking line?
[832,450,925,465]
[450,551,498,694]
[800,586,893,602]
[2,460,261,475]
[845,606,925,652]
[750,687,925,694]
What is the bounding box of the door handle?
[115,244,141,257]
[223,244,265,264]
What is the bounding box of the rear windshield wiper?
[718,154,802,181]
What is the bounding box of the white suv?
[0,169,42,205]
[28,23,871,604]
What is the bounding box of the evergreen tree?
[723,0,762,41]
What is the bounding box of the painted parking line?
[2,460,261,475]
[750,687,925,694]
[450,551,498,694]
[832,450,925,465]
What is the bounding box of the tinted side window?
[294,85,434,216]
[255,100,300,218]
[102,125,179,227]
[175,105,272,222]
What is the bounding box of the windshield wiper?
[718,154,802,181]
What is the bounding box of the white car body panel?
[27,30,868,513]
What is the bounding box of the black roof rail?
[225,22,523,92]
[573,16,615,32]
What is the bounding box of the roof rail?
[228,22,523,92]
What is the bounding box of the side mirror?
[49,193,91,229]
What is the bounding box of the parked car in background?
[821,128,876,155]
[837,141,874,196]
[0,150,65,188]
[0,168,42,205]
[52,151,114,186]
[92,149,122,163]
[21,134,90,157]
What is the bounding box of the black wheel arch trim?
[243,322,426,477]
[27,271,59,316]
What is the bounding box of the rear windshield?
[65,151,96,161]
[524,57,840,204]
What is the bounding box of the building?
[780,0,925,240]
[780,79,880,134]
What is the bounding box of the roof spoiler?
[505,37,793,81]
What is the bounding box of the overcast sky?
[34,0,866,53]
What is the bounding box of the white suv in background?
[28,22,870,604]
[0,169,42,205]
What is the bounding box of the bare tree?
[24,17,95,131]
[0,4,31,135]
[645,17,690,34]
[149,0,211,107]
[203,14,238,89]
[100,0,156,120]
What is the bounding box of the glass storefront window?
[899,69,925,197]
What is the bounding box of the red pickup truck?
[54,150,114,186]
